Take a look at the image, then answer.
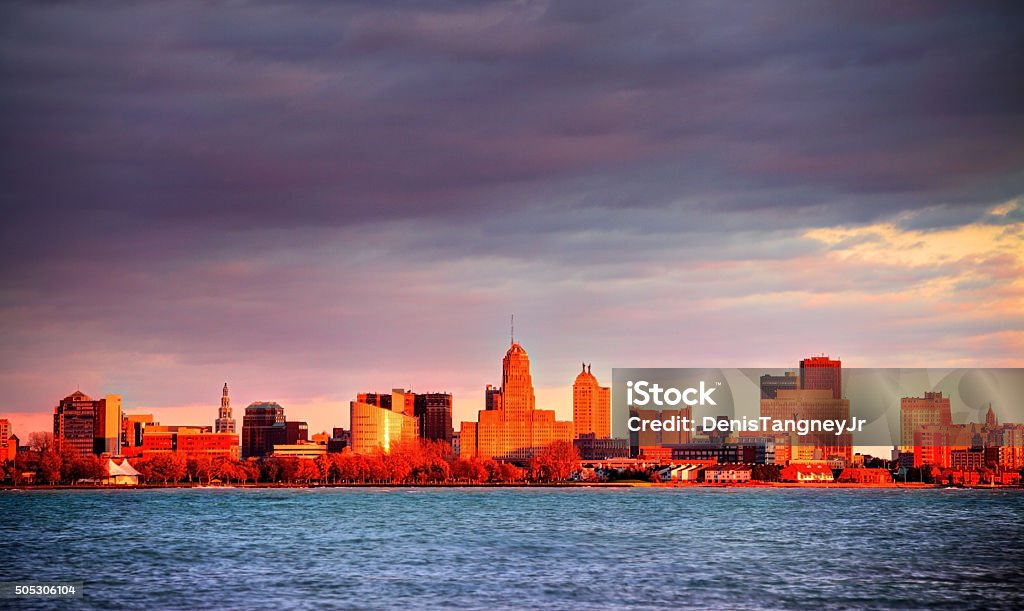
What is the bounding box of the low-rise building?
[658,463,707,482]
[574,434,629,460]
[702,464,752,483]
[950,448,985,471]
[836,468,893,484]
[272,442,327,459]
[780,463,834,483]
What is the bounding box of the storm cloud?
[1,1,1022,434]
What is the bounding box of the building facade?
[241,402,287,458]
[459,341,573,461]
[215,382,236,434]
[0,419,14,462]
[800,356,842,399]
[761,388,852,462]
[349,391,419,454]
[53,390,122,457]
[574,433,629,460]
[901,392,952,458]
[759,371,799,399]
[418,392,453,442]
[572,363,610,439]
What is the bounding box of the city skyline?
[0,345,878,442]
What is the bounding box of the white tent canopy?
[105,458,141,484]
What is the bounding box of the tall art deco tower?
[458,321,573,461]
[499,342,536,414]
[215,382,236,434]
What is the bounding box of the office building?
[241,402,287,458]
[53,390,122,457]
[459,340,573,461]
[573,363,610,439]
[350,389,419,454]
[800,356,842,399]
[761,388,852,462]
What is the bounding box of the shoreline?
[2,482,1019,491]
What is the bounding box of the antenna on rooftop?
[510,313,515,345]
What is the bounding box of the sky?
[1,1,1022,438]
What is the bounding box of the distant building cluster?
[630,356,852,467]
[899,392,1024,484]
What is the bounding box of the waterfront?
[2,488,1023,609]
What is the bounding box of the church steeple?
[985,404,997,427]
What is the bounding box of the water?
[2,487,1023,609]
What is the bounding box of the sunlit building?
[215,382,236,434]
[459,340,573,461]
[573,363,610,439]
[0,419,14,462]
[138,424,240,459]
[350,389,419,454]
[242,402,287,458]
[52,390,122,457]
[177,430,241,459]
[272,441,327,459]
[901,392,953,466]
[761,388,852,462]
[121,414,155,456]
[96,394,122,455]
[800,356,842,399]
[418,392,453,442]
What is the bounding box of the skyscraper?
[573,363,610,439]
[53,390,97,456]
[53,390,121,457]
[459,338,573,461]
[215,382,236,434]
[418,393,453,442]
[800,356,842,399]
[241,402,287,458]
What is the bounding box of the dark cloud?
[1,1,1022,421]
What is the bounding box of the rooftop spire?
[510,313,515,345]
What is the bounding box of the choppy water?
[2,487,1023,609]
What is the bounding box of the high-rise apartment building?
[215,383,236,434]
[573,363,610,439]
